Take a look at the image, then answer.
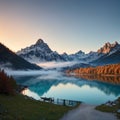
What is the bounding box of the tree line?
[0,69,17,95]
[66,63,120,75]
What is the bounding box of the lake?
[13,69,120,105]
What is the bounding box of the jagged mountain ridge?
[17,39,120,65]
[69,41,120,63]
[91,41,120,65]
[17,39,65,63]
[92,49,120,65]
[0,43,42,70]
[17,39,101,63]
[97,41,119,54]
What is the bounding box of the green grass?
[0,94,73,120]
[96,97,120,119]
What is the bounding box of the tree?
[0,69,17,95]
[70,63,120,75]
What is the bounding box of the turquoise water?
[14,70,120,105]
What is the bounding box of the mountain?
[62,50,102,62]
[17,39,66,63]
[79,51,103,63]
[61,52,72,61]
[92,41,120,65]
[97,41,119,54]
[0,43,42,70]
[62,63,91,71]
[17,39,120,66]
[69,50,86,61]
[92,50,120,65]
[66,41,120,65]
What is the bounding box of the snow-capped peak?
[17,39,66,63]
[75,50,85,55]
[97,41,120,54]
[36,39,44,45]
[16,39,120,65]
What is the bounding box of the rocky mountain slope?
[92,42,120,65]
[17,39,65,63]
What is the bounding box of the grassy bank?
[96,97,120,119]
[0,94,73,120]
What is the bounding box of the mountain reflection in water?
[71,74,120,84]
[14,72,120,105]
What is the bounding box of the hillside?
[0,43,42,70]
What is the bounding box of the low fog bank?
[5,69,50,76]
[5,61,78,76]
[5,69,78,82]
[38,61,78,69]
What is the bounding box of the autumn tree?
[68,63,120,75]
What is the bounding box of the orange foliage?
[66,63,120,75]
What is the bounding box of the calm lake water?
[13,70,120,105]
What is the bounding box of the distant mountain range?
[0,39,119,70]
[0,43,42,70]
[17,39,120,65]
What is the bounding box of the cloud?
[38,61,78,69]
[4,61,78,76]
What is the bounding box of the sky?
[0,0,120,54]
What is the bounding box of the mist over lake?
[6,62,120,105]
